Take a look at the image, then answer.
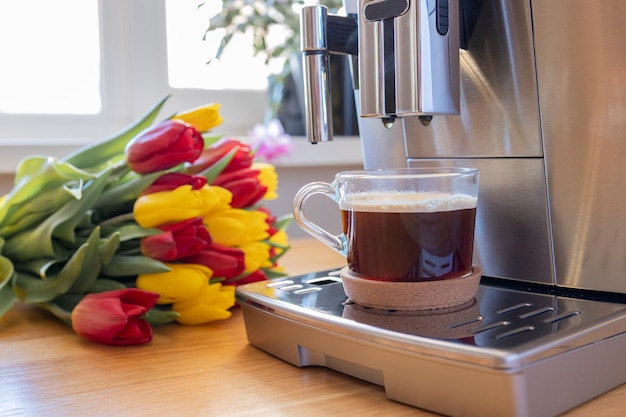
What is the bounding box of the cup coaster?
[340,266,482,311]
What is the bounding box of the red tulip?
[183,243,245,279]
[258,206,278,234]
[187,139,253,175]
[212,168,267,208]
[227,270,268,286]
[126,120,204,174]
[71,289,159,346]
[141,217,211,261]
[142,172,207,196]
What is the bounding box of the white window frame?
[0,0,266,145]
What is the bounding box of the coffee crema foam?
[340,191,477,213]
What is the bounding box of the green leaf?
[34,293,84,324]
[108,224,159,242]
[0,157,97,237]
[262,268,289,279]
[3,169,113,262]
[68,227,102,294]
[0,254,16,317]
[93,171,161,215]
[13,242,89,304]
[87,279,127,293]
[99,231,121,265]
[101,255,170,277]
[52,170,113,243]
[62,95,171,171]
[16,258,59,280]
[195,147,237,184]
[99,222,157,244]
[142,307,179,325]
[201,134,224,148]
[273,213,293,231]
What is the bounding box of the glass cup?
[293,167,479,282]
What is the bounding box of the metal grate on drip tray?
[236,268,626,369]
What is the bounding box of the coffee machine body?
[337,0,626,295]
[236,3,626,415]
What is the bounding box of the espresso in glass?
[341,191,477,282]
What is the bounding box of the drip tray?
[236,269,626,417]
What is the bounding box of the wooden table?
[1,238,624,416]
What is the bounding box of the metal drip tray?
[236,269,626,417]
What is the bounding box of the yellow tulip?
[269,229,289,257]
[134,185,202,228]
[252,162,278,200]
[171,103,224,133]
[197,185,232,217]
[173,284,236,325]
[136,263,212,304]
[240,241,272,273]
[133,184,231,229]
[204,208,269,247]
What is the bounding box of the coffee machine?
[235,1,626,416]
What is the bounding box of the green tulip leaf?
[142,307,179,325]
[101,255,170,277]
[52,170,113,243]
[2,169,113,262]
[201,134,224,148]
[68,228,102,294]
[17,258,59,280]
[196,147,237,184]
[0,255,16,317]
[272,213,293,231]
[99,231,121,265]
[106,224,159,242]
[13,243,88,304]
[262,268,289,279]
[87,279,127,293]
[0,157,97,237]
[62,95,171,171]
[93,171,161,215]
[34,293,84,324]
[75,210,97,229]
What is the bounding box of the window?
[0,0,101,115]
[0,0,268,143]
[165,0,279,91]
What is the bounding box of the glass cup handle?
[292,181,347,256]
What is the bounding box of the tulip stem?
[99,213,136,228]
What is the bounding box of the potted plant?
[203,0,357,136]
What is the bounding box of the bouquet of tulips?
[0,96,291,345]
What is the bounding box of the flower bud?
[141,217,211,262]
[71,289,159,346]
[126,120,204,174]
[172,283,236,325]
[212,168,267,208]
[142,173,207,195]
[187,139,253,175]
[230,270,268,286]
[171,103,224,133]
[136,263,212,304]
[182,243,245,279]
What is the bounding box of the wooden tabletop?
[1,238,624,417]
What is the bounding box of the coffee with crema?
[340,191,477,281]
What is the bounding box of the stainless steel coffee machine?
[236,1,626,416]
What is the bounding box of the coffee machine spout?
[301,1,460,143]
[300,6,359,143]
